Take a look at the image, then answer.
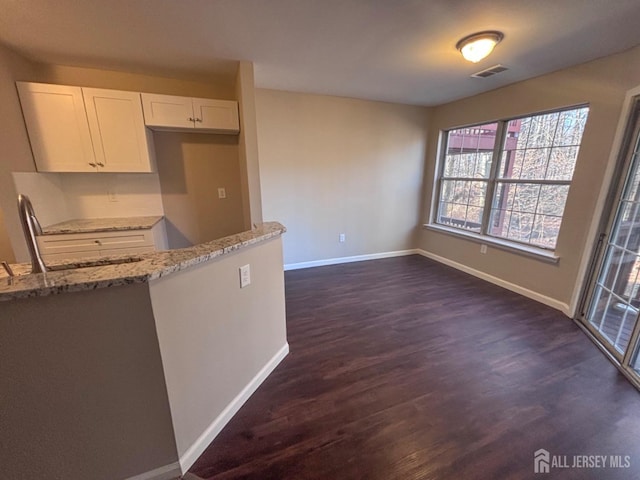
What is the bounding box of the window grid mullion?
[481,120,507,235]
[505,184,519,240]
[432,132,450,224]
[542,113,562,180]
[440,176,490,182]
[528,180,547,244]
[493,178,571,186]
[528,186,543,244]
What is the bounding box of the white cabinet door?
[141,93,194,129]
[17,82,96,172]
[193,98,239,133]
[83,88,155,173]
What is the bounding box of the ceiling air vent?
[471,64,509,79]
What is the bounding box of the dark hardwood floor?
[189,255,640,479]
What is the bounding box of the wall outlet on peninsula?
[239,264,251,288]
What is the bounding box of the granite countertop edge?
[42,215,165,235]
[0,222,286,302]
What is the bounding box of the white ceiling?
[1,0,640,106]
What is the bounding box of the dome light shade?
[456,31,504,63]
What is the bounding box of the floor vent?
[471,64,509,78]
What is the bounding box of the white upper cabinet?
[193,98,240,132]
[141,93,240,134]
[17,83,96,172]
[82,88,155,173]
[17,82,155,173]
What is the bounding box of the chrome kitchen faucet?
[17,194,47,273]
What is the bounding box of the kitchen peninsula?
[0,222,288,480]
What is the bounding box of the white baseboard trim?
[125,462,181,480]
[284,249,418,271]
[416,249,571,316]
[178,343,290,473]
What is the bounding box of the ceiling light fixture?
[456,31,504,63]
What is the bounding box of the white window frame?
[427,104,590,262]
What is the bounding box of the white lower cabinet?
[36,225,166,262]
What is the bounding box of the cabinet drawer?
[37,230,155,258]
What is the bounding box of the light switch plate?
[239,264,251,288]
[218,187,227,199]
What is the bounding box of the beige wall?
[236,61,264,229]
[0,44,42,261]
[154,132,245,247]
[0,206,15,263]
[149,236,288,466]
[36,63,236,99]
[0,283,178,479]
[419,45,640,313]
[256,89,429,266]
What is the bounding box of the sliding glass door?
[582,97,640,387]
[587,172,640,356]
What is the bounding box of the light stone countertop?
[0,222,286,302]
[42,216,164,235]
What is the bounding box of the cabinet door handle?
[89,162,97,167]
[188,117,195,122]
[96,162,104,167]
[195,118,203,123]
[94,239,102,245]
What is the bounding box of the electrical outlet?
[480,244,488,254]
[107,189,118,202]
[218,187,227,199]
[239,264,251,288]
[339,233,346,243]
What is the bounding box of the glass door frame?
[577,95,640,390]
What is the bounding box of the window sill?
[422,223,560,264]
